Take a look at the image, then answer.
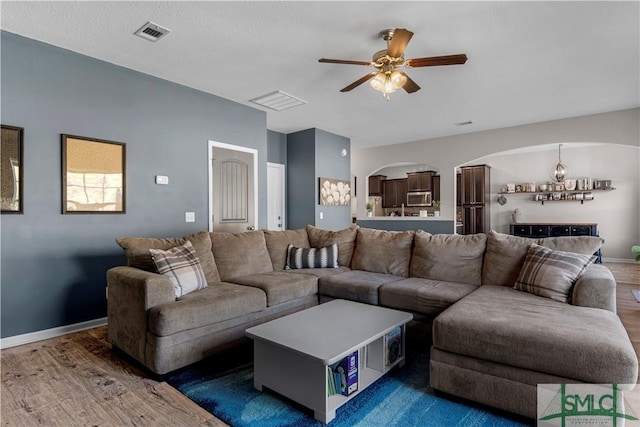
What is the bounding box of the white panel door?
[209,142,257,232]
[267,162,285,230]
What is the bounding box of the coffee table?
[245,299,413,423]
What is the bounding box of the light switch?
[155,175,169,185]
[185,212,195,222]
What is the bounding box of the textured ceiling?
[1,1,638,148]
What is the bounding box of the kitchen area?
[356,164,491,235]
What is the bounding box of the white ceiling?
[1,1,638,149]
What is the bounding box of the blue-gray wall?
[267,130,286,165]
[286,128,351,231]
[286,129,316,230]
[0,32,268,338]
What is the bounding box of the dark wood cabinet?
[407,171,433,192]
[432,175,441,201]
[368,175,386,196]
[456,173,462,207]
[383,178,408,208]
[461,165,490,205]
[460,165,491,234]
[510,223,601,262]
[462,206,485,235]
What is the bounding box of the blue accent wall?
[286,129,316,230]
[0,32,268,338]
[267,130,287,164]
[286,128,351,231]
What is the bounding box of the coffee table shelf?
[246,300,413,423]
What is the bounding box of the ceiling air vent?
[134,22,171,42]
[250,91,307,111]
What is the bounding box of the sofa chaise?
[107,225,638,419]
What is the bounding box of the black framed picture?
[1,125,24,214]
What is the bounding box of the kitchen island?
[356,217,455,234]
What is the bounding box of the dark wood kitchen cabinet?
[383,179,408,208]
[460,165,491,234]
[462,206,485,235]
[456,173,462,206]
[432,175,441,201]
[407,171,433,192]
[368,175,386,196]
[461,165,490,205]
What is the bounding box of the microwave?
[407,191,432,207]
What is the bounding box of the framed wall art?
[319,177,351,206]
[1,125,24,214]
[62,134,126,214]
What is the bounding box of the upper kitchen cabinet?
[461,165,490,205]
[456,173,462,206]
[432,175,441,201]
[407,171,434,192]
[368,175,387,196]
[383,178,408,208]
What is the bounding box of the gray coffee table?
[245,299,413,423]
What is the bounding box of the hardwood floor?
[1,262,638,426]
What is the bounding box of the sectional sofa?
[107,225,638,419]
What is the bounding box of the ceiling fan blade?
[406,54,468,67]
[401,73,421,93]
[319,58,373,66]
[340,73,377,92]
[387,28,414,58]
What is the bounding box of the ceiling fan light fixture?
[369,70,406,100]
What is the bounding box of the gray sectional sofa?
[107,225,638,419]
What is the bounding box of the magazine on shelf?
[384,326,402,369]
[327,350,358,397]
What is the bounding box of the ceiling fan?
[319,28,467,100]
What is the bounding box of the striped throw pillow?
[150,241,207,298]
[514,244,596,303]
[286,243,339,269]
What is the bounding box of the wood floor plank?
[1,262,638,425]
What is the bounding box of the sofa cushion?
[149,241,207,298]
[148,282,267,336]
[264,229,310,271]
[433,285,638,385]
[285,266,351,278]
[351,228,414,277]
[116,231,220,283]
[318,270,404,305]
[227,272,318,307]
[514,244,596,303]
[410,232,486,286]
[379,278,477,315]
[210,230,273,281]
[482,231,603,286]
[286,244,338,269]
[306,224,358,267]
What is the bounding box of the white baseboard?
[0,317,107,349]
[602,258,636,264]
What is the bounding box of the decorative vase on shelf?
[512,209,522,223]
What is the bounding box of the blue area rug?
[166,349,531,427]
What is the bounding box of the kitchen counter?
[356,218,455,234]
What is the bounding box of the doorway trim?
[208,140,258,232]
[267,162,286,230]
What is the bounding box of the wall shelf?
[497,188,615,205]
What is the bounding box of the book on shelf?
[384,326,402,369]
[327,350,358,397]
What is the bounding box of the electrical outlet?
[319,212,324,219]
[185,212,195,222]
[155,175,169,185]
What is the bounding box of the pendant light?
[554,143,566,182]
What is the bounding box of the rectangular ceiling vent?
[250,91,307,111]
[135,22,171,42]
